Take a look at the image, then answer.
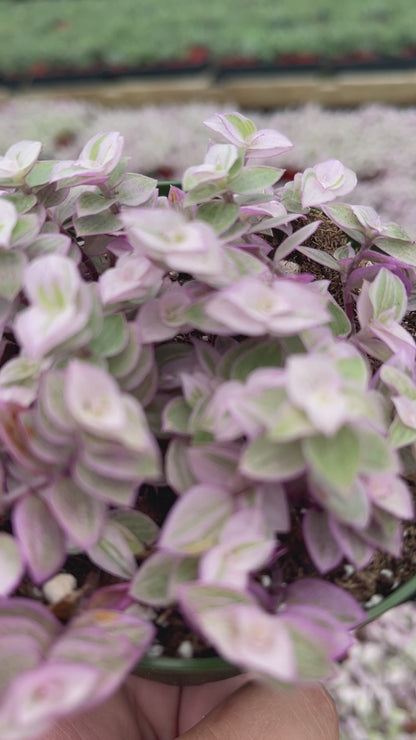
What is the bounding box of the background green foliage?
[1,0,416,76]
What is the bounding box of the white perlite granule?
[42,573,77,604]
[177,641,194,659]
[147,644,164,658]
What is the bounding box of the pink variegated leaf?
[14,255,92,359]
[206,276,329,337]
[273,220,321,263]
[73,461,137,506]
[0,198,18,248]
[303,427,360,492]
[200,509,275,589]
[253,482,290,533]
[116,173,157,207]
[196,602,296,681]
[47,639,136,709]
[203,113,293,158]
[22,253,80,308]
[162,397,191,435]
[111,510,159,547]
[322,203,369,244]
[87,521,137,579]
[178,583,254,648]
[368,267,408,322]
[240,436,305,482]
[68,609,155,652]
[122,208,224,278]
[165,438,198,494]
[328,518,374,568]
[0,534,24,596]
[285,578,365,626]
[65,359,126,437]
[0,662,99,738]
[364,474,413,519]
[361,507,402,556]
[0,250,27,303]
[203,112,257,146]
[86,584,133,612]
[295,246,340,272]
[129,551,195,606]
[302,160,357,209]
[0,614,56,654]
[311,476,371,528]
[159,484,233,554]
[51,132,124,189]
[183,144,239,190]
[280,610,349,675]
[98,253,164,305]
[229,166,284,195]
[12,496,65,584]
[130,552,175,606]
[0,140,42,186]
[80,132,123,168]
[27,232,72,259]
[0,635,43,697]
[381,364,416,399]
[302,509,343,573]
[47,478,107,548]
[48,615,154,706]
[137,295,191,343]
[393,395,416,429]
[0,597,61,635]
[187,442,244,491]
[192,337,221,376]
[246,128,293,158]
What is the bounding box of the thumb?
[177,681,339,740]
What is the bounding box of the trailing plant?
[0,111,415,738]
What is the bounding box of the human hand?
[40,674,338,739]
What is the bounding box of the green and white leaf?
[240,436,305,481]
[303,427,360,491]
[230,166,284,194]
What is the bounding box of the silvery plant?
[0,112,414,739]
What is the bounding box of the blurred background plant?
[327,603,416,739]
[1,0,416,76]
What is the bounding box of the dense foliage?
[1,100,416,239]
[0,111,415,738]
[0,0,416,76]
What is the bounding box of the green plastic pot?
[134,573,416,685]
[133,655,240,686]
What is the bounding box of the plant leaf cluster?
[0,112,415,737]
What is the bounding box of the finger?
[124,674,180,739]
[36,686,145,740]
[177,680,339,740]
[178,674,253,734]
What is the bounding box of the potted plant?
[0,111,415,738]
